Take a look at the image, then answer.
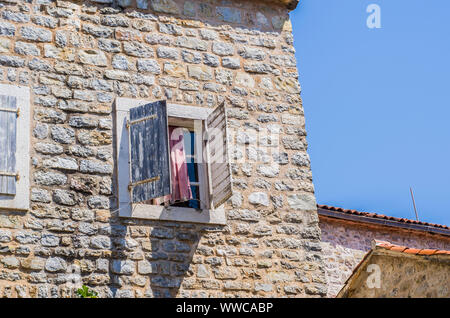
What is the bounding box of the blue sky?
[290,0,450,225]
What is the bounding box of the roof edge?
[373,240,450,256]
[318,205,450,236]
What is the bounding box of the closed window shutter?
[206,105,232,209]
[128,100,171,203]
[0,95,18,196]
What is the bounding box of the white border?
[114,97,226,225]
[0,84,30,211]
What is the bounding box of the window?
[0,84,30,211]
[162,123,205,210]
[115,98,232,225]
[180,129,201,209]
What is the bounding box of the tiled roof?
[374,240,450,256]
[317,204,449,230]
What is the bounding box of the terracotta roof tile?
[390,245,408,252]
[373,240,450,256]
[317,204,449,230]
[374,241,392,248]
[403,248,421,255]
[435,250,450,255]
[418,249,438,256]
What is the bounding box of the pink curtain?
[154,126,192,205]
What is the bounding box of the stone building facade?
[318,205,450,298]
[337,240,450,298]
[0,0,329,298]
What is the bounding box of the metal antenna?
[410,187,419,221]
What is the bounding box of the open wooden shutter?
[128,100,171,203]
[0,95,18,196]
[205,105,232,209]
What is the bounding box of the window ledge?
[119,203,226,225]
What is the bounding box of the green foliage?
[76,285,98,298]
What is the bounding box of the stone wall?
[0,0,327,298]
[320,216,450,298]
[339,251,450,298]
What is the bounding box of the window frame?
[115,97,226,225]
[0,83,30,211]
[165,118,209,210]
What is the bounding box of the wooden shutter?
[205,105,232,209]
[128,100,171,203]
[0,95,18,196]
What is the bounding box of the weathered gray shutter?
[128,100,171,203]
[206,105,232,209]
[0,95,18,196]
